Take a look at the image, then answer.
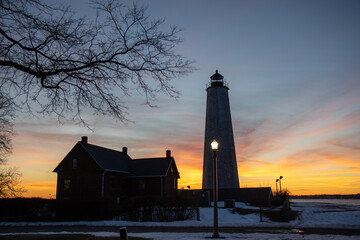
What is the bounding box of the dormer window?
[72,158,77,169]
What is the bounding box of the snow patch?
[1,201,359,230]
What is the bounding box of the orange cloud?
[21,181,57,199]
[177,165,203,189]
[10,101,360,198]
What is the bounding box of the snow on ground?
[128,232,360,240]
[291,201,360,229]
[1,201,360,239]
[1,231,360,240]
[1,201,359,229]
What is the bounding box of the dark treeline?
[291,194,360,199]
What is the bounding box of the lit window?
[63,179,71,189]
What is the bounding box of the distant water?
[292,198,360,206]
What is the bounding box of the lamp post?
[211,140,220,238]
[279,176,283,193]
[276,179,279,194]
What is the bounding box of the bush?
[273,189,290,207]
[262,208,300,222]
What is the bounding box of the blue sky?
[9,0,360,197]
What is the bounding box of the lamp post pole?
[211,140,220,238]
[276,179,279,194]
[279,176,283,193]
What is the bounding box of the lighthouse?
[202,70,240,189]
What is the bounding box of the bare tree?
[0,166,23,198]
[0,93,14,164]
[0,93,23,198]
[0,0,194,125]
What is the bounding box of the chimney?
[166,150,171,158]
[122,147,128,155]
[81,136,88,144]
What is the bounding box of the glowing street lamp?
[211,139,220,238]
[211,140,219,151]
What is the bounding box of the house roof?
[81,142,132,173]
[129,157,174,177]
[54,139,178,178]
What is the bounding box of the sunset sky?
[7,0,360,198]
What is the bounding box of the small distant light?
[211,140,218,150]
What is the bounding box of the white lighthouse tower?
[202,70,240,189]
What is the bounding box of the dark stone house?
[54,136,180,201]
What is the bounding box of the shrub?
[273,189,290,207]
[262,208,300,222]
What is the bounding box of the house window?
[72,158,77,169]
[138,180,146,190]
[171,168,173,173]
[109,177,115,189]
[63,179,71,189]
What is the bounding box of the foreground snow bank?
[1,201,359,229]
[129,232,360,240]
[1,231,360,240]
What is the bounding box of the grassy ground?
[0,234,149,240]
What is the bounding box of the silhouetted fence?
[0,198,113,222]
[0,196,197,222]
[119,206,198,222]
[117,195,198,222]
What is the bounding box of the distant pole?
[211,140,220,238]
[279,176,283,193]
[276,179,279,194]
